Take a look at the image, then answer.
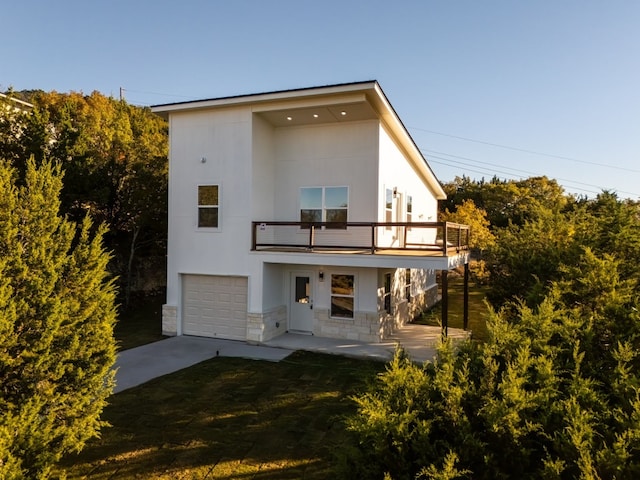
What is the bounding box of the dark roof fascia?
[150,80,378,110]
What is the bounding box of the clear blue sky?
[3,0,639,199]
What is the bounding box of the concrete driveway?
[114,325,468,393]
[114,336,294,393]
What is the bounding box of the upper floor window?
[385,188,393,231]
[406,195,413,231]
[300,186,348,229]
[198,185,219,228]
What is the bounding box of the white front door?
[289,271,314,333]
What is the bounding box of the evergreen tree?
[0,157,117,479]
[345,240,640,479]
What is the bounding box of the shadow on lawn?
[59,352,384,479]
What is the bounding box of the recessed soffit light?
[340,111,347,116]
[286,116,292,121]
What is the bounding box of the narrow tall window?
[383,273,392,314]
[198,185,219,228]
[385,188,393,231]
[405,268,411,302]
[406,195,413,230]
[300,186,348,229]
[331,274,354,318]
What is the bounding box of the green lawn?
[59,282,488,478]
[58,351,384,479]
[414,276,491,342]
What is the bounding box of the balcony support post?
[441,269,448,337]
[463,262,469,330]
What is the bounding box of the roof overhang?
[151,81,446,199]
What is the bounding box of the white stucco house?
[151,81,469,344]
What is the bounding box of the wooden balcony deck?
[251,221,470,256]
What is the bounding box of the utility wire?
[427,156,602,196]
[410,126,640,174]
[422,149,640,197]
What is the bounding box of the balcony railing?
[251,221,470,256]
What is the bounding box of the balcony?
[251,221,470,256]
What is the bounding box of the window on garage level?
[405,268,412,302]
[331,274,355,318]
[198,185,219,228]
[383,273,392,313]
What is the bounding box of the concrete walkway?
[114,336,293,393]
[114,324,470,393]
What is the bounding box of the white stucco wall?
[251,114,276,221]
[273,120,379,222]
[165,107,254,321]
[377,124,439,247]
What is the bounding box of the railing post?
[251,222,257,250]
[371,223,376,254]
[309,224,315,250]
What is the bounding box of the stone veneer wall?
[247,305,287,343]
[312,283,440,343]
[378,283,439,341]
[313,308,381,343]
[162,304,178,336]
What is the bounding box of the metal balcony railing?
[251,221,470,256]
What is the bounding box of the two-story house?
[151,81,469,344]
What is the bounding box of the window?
[383,273,392,314]
[406,195,413,230]
[385,188,393,230]
[300,186,348,229]
[405,269,411,302]
[198,185,219,228]
[331,274,354,318]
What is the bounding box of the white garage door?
[182,275,248,340]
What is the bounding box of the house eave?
[150,80,379,115]
[151,80,447,199]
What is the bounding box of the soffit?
[254,99,378,127]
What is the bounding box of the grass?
[414,275,491,342]
[58,282,487,478]
[58,351,384,479]
[114,290,167,351]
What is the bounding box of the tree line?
[346,176,640,479]
[0,90,168,305]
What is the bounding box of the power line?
[427,156,603,196]
[410,126,640,174]
[422,148,640,197]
